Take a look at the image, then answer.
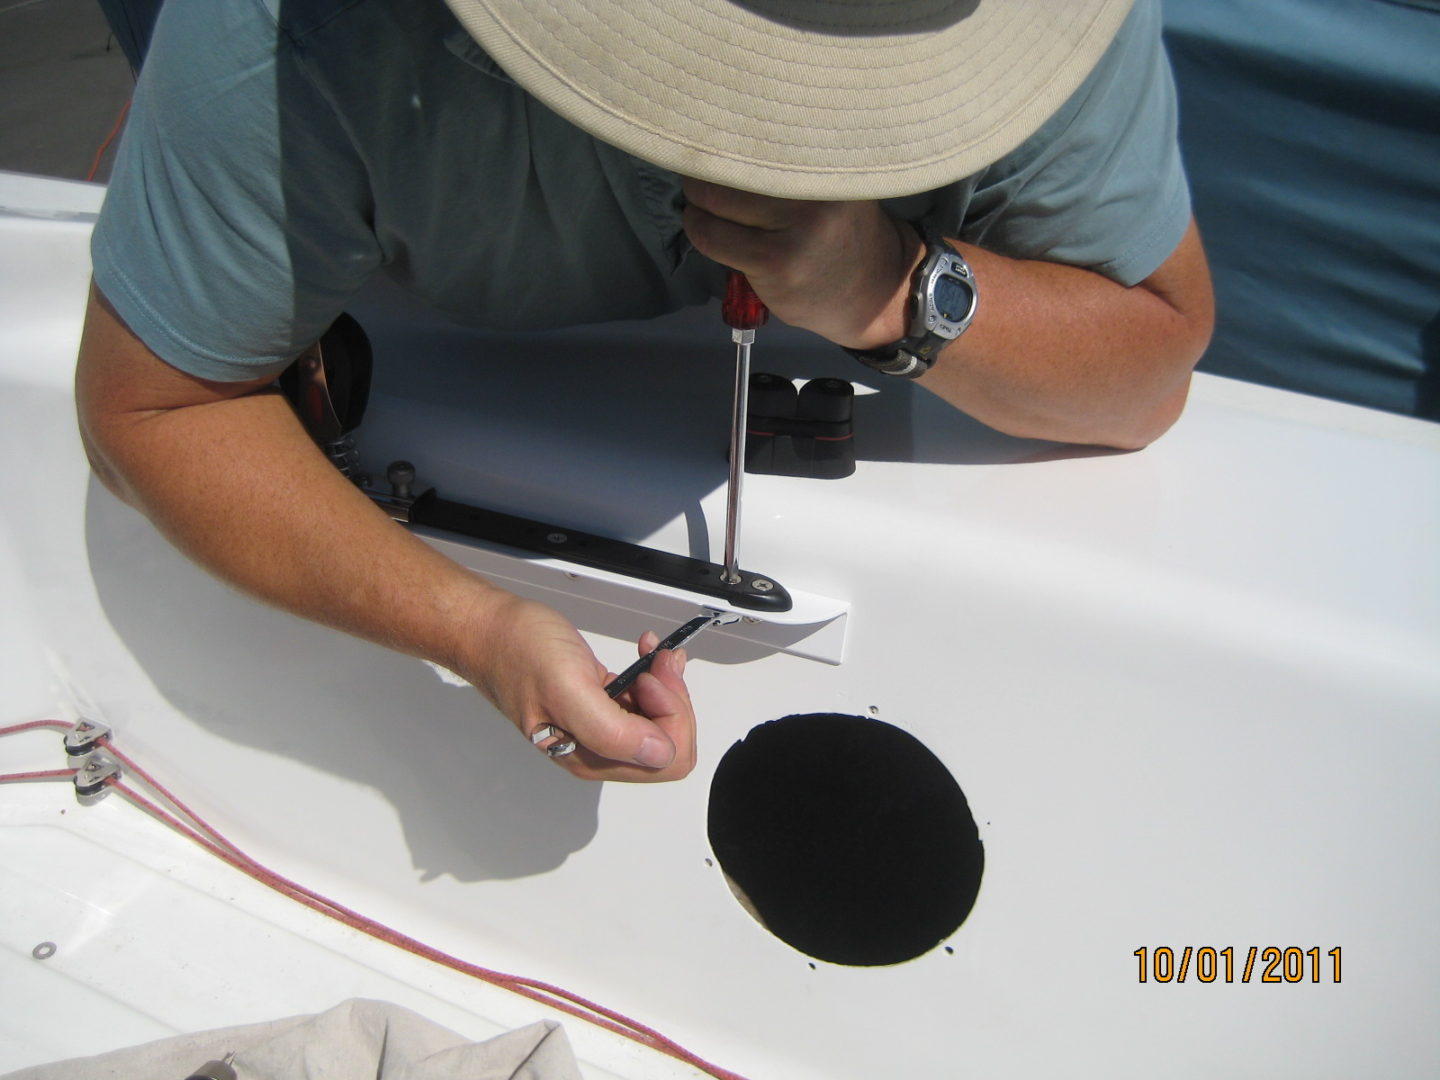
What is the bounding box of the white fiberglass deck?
[2,171,1438,1078]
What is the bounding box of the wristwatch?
[845,228,978,378]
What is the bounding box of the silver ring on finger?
[530,724,578,758]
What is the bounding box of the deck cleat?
[63,718,111,767]
[72,753,121,806]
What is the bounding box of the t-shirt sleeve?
[91,0,382,382]
[955,0,1191,287]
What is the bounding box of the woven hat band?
[445,0,1134,199]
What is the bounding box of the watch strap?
[844,340,941,378]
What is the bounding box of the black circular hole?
[707,713,984,967]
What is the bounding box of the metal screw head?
[750,578,775,592]
[546,532,568,544]
[386,460,416,498]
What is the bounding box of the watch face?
[933,272,974,324]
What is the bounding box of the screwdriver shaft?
[721,326,754,584]
[720,271,766,586]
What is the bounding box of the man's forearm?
[79,371,503,676]
[914,222,1214,450]
[831,219,1214,450]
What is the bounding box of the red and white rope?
[0,719,748,1080]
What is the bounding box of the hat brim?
[444,0,1133,200]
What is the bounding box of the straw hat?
[443,0,1134,200]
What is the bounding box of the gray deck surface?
[1,0,134,183]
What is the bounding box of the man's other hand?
[465,597,698,783]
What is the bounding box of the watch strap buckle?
[843,346,931,379]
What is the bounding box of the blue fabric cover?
[1164,0,1440,419]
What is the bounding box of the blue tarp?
[1165,0,1440,419]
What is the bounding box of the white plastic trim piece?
[422,531,849,665]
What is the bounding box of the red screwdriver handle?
[723,270,769,331]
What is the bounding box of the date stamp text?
[1134,946,1342,984]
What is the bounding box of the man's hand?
[682,177,922,351]
[463,597,696,782]
[682,178,1214,450]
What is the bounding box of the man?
[76,0,1214,781]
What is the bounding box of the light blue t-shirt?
[92,0,1190,382]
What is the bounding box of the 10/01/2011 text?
[1134,946,1341,984]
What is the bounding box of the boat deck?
[3,168,1439,1077]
